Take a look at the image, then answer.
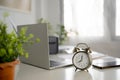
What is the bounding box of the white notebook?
[92,56,120,69]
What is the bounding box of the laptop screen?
[17,23,50,69]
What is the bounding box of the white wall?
[47,0,61,27]
[35,0,61,30]
[0,0,37,25]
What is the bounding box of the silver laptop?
[17,23,73,69]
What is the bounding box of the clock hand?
[78,55,83,62]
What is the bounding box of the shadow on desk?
[74,71,92,80]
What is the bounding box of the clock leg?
[85,69,89,72]
[75,68,78,72]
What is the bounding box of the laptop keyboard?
[50,60,64,67]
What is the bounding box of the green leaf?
[24,53,29,58]
[20,52,24,56]
[29,34,34,38]
[3,12,9,18]
[0,48,6,56]
[8,48,13,55]
[36,38,40,42]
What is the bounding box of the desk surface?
[16,63,120,80]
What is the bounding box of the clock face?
[72,52,92,70]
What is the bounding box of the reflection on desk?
[16,63,120,80]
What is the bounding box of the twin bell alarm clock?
[72,43,92,71]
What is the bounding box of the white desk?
[16,63,120,80]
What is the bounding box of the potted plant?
[0,13,40,80]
